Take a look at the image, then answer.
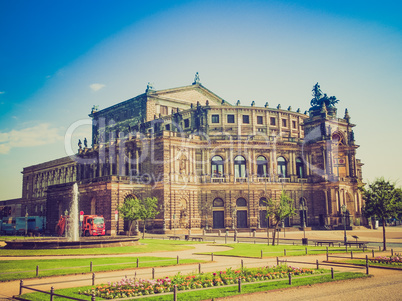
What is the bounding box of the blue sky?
[1,0,402,199]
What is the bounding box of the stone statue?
[78,139,82,149]
[193,72,200,85]
[310,83,339,109]
[84,138,88,148]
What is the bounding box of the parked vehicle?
[56,215,105,236]
[1,217,16,235]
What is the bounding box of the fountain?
[4,183,139,249]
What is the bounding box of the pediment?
[149,84,231,107]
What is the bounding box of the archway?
[236,198,248,228]
[259,197,269,228]
[212,198,225,229]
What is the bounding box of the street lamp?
[341,204,347,244]
[25,211,29,236]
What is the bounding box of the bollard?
[379,246,381,251]
[238,278,242,292]
[338,243,341,248]
[316,259,319,270]
[177,255,179,264]
[284,249,286,256]
[261,250,263,259]
[241,259,244,270]
[305,247,308,255]
[90,261,93,272]
[276,257,279,265]
[152,268,155,279]
[36,265,39,277]
[326,249,329,261]
[346,244,348,252]
[173,285,178,301]
[91,293,96,301]
[391,249,394,256]
[92,273,95,286]
[137,258,139,268]
[19,280,23,296]
[211,253,214,261]
[326,246,328,253]
[372,249,375,258]
[50,286,54,301]
[288,273,292,285]
[199,263,201,274]
[366,255,369,274]
[331,267,334,279]
[351,250,353,259]
[254,240,256,244]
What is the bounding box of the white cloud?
[0,123,64,154]
[0,91,5,95]
[89,83,105,92]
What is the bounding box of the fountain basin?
[4,236,140,249]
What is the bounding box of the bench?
[190,237,203,242]
[345,241,368,248]
[315,240,335,247]
[168,236,181,240]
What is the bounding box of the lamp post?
[341,204,347,244]
[25,211,28,237]
[64,209,68,238]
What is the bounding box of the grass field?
[199,243,365,258]
[0,238,201,256]
[20,271,368,301]
[0,256,204,281]
[337,259,402,269]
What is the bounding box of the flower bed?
[370,254,402,266]
[80,265,322,299]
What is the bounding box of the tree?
[138,197,160,239]
[360,178,402,251]
[265,191,296,245]
[117,197,141,235]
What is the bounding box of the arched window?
[332,132,345,145]
[296,158,304,178]
[211,156,224,177]
[277,157,287,178]
[213,198,224,207]
[236,198,247,207]
[256,156,268,177]
[259,197,267,207]
[234,156,247,178]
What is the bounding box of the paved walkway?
[0,227,401,300]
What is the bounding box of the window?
[296,158,304,178]
[184,119,190,128]
[292,120,296,129]
[227,114,235,123]
[211,156,224,177]
[277,156,287,178]
[257,116,263,124]
[234,155,247,178]
[165,124,170,131]
[270,117,276,125]
[236,198,247,207]
[282,119,287,127]
[160,105,168,115]
[259,197,267,207]
[211,114,220,123]
[242,115,250,124]
[256,156,268,177]
[213,198,224,207]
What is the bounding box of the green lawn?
[338,259,402,269]
[20,271,368,301]
[199,243,364,258]
[0,239,201,256]
[0,256,204,281]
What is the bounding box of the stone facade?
[19,79,364,234]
